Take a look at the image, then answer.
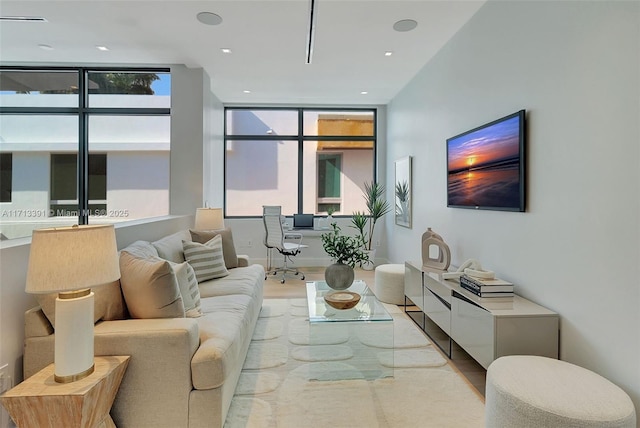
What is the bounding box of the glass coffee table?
[305,280,394,380]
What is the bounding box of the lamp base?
[54,364,95,384]
[54,289,95,383]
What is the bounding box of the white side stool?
[373,264,405,305]
[486,355,636,428]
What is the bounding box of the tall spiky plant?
[350,211,368,247]
[351,181,391,250]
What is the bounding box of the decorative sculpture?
[421,228,451,271]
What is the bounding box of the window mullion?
[297,108,304,214]
[78,69,89,225]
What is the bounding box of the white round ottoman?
[486,355,636,428]
[373,264,405,305]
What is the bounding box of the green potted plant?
[321,224,369,290]
[350,181,392,270]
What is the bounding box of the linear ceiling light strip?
[305,0,317,64]
[0,16,48,22]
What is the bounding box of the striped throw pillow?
[170,261,202,317]
[182,235,229,282]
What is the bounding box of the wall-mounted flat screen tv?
[447,110,526,212]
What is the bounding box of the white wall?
[170,65,205,215]
[387,0,639,412]
[203,72,224,208]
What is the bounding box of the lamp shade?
[194,207,224,230]
[25,224,120,294]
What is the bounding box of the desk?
[284,228,329,239]
[0,356,129,428]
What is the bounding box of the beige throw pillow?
[170,261,202,318]
[36,280,126,328]
[182,235,229,283]
[119,251,185,319]
[151,230,191,263]
[189,228,239,268]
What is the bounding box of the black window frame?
[223,107,378,218]
[0,66,170,225]
[0,153,12,203]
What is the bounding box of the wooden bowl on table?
[324,291,361,310]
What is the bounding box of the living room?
[0,0,638,427]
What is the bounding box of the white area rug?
[225,299,485,428]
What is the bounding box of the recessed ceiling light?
[384,51,393,57]
[243,90,251,94]
[38,44,53,51]
[221,48,232,54]
[96,46,109,51]
[197,12,223,26]
[393,19,418,32]
[361,91,368,95]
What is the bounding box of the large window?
[224,108,376,217]
[0,68,170,239]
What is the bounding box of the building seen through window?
[225,108,376,217]
[0,68,171,240]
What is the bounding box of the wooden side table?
[0,356,129,428]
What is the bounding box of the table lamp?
[25,224,120,383]
[194,207,224,230]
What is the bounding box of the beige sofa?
[23,229,265,428]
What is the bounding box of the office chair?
[263,205,307,283]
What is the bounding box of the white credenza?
[404,261,559,369]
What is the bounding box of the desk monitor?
[292,213,314,229]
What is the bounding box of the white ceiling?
[0,0,485,105]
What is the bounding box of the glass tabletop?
[306,280,393,323]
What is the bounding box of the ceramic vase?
[421,227,451,271]
[324,262,354,290]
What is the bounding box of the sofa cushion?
[182,236,229,282]
[189,228,239,269]
[170,261,202,318]
[191,293,261,390]
[152,230,191,263]
[119,251,185,319]
[35,279,126,328]
[198,264,265,299]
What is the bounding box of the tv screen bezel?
[446,110,526,212]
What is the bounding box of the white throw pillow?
[170,261,202,318]
[182,235,229,282]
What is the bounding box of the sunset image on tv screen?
[447,113,523,210]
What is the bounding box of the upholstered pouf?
[373,264,405,305]
[486,355,636,428]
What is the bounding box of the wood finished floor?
[263,265,487,399]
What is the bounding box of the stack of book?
[459,274,514,298]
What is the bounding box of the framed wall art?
[394,156,412,228]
